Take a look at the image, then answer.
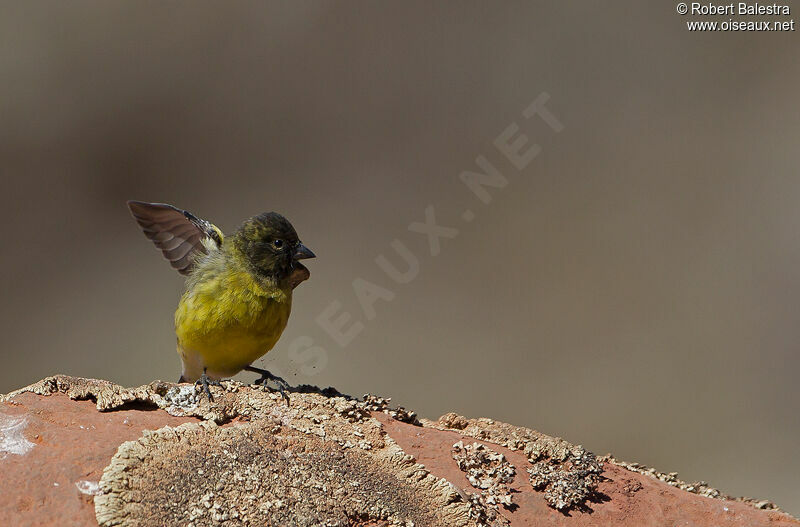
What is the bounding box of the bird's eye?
[273,239,284,249]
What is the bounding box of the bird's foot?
[194,370,223,402]
[244,366,290,404]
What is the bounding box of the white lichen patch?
[161,384,199,416]
[452,441,516,508]
[75,480,101,495]
[0,413,35,459]
[436,413,605,512]
[95,421,475,527]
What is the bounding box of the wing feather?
[127,201,223,275]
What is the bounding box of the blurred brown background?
[1,1,798,514]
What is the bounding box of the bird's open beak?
[293,243,316,260]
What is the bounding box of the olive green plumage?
[128,202,315,383]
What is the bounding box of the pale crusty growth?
[463,493,511,527]
[451,441,516,526]
[603,456,781,511]
[435,412,786,513]
[452,441,515,506]
[1,376,222,420]
[527,449,603,511]
[431,414,603,510]
[95,421,472,527]
[362,394,419,425]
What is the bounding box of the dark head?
[234,212,315,281]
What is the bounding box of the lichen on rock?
[2,375,796,527]
[434,414,603,511]
[95,421,472,527]
[452,441,515,506]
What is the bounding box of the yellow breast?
[174,266,292,379]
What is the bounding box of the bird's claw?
[195,372,223,402]
[246,366,291,404]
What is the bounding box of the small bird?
[127,201,315,400]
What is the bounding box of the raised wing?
[127,201,223,275]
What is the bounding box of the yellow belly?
[174,269,292,380]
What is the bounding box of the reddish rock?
[1,377,797,527]
[378,413,796,526]
[0,392,197,527]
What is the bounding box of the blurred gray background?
[1,1,798,514]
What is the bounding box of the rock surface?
[0,375,796,527]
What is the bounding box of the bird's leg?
[194,368,223,402]
[244,365,290,403]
